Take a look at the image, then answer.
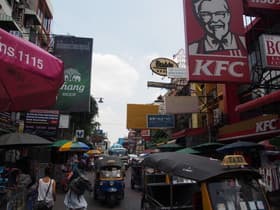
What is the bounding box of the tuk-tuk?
[94,156,125,206]
[141,152,271,210]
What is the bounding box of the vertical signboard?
[54,36,93,112]
[259,34,280,69]
[183,0,250,83]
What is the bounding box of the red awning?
[172,128,207,139]
[0,28,64,111]
[235,90,280,113]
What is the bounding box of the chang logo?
[60,68,85,95]
[64,68,81,82]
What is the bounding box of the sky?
[51,0,185,143]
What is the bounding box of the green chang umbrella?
[50,139,71,147]
[59,141,90,152]
[176,147,200,154]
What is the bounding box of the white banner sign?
[167,67,187,78]
[59,114,70,128]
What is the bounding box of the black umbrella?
[216,141,264,154]
[0,132,52,147]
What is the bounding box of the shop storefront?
[172,127,209,147]
[218,114,280,142]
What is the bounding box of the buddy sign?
[183,0,250,83]
[259,34,280,69]
[150,57,178,77]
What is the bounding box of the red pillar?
[223,84,240,123]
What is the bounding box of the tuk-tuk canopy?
[95,155,123,170]
[141,152,261,182]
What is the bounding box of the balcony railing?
[0,14,22,31]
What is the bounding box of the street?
[53,167,142,210]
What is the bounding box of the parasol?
[157,143,183,152]
[86,149,101,155]
[191,142,224,153]
[59,141,90,152]
[216,141,264,154]
[0,28,64,111]
[50,139,71,148]
[176,147,200,154]
[0,132,52,147]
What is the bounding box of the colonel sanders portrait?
[188,0,246,55]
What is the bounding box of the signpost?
[75,129,85,138]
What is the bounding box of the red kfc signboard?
[259,34,280,69]
[183,0,250,83]
[246,0,280,11]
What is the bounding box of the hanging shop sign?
[165,96,199,114]
[246,0,280,11]
[183,0,250,83]
[167,67,187,79]
[259,34,280,69]
[147,114,175,129]
[53,36,93,112]
[150,57,178,77]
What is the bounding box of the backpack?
[69,174,92,195]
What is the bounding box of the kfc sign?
[246,0,280,11]
[259,34,280,69]
[256,118,278,133]
[183,0,250,83]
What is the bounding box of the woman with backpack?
[64,160,92,210]
[36,166,56,210]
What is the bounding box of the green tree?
[150,129,169,144]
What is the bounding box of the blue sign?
[147,114,175,128]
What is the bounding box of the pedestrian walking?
[35,166,56,210]
[64,160,92,210]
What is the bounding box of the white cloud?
[90,53,173,143]
[91,53,139,143]
[91,53,139,98]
